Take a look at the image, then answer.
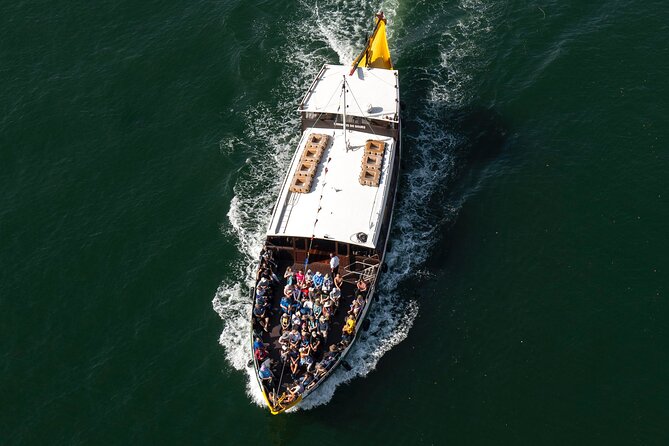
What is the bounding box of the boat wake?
[212,0,500,411]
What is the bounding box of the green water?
[2,0,668,444]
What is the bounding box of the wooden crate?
[365,140,386,155]
[361,153,383,170]
[359,168,381,187]
[289,174,313,193]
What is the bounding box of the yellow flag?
[352,16,393,72]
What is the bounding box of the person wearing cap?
[301,296,313,316]
[258,359,273,383]
[322,273,332,294]
[290,312,302,330]
[329,253,339,276]
[312,271,324,288]
[329,288,341,309]
[278,331,290,348]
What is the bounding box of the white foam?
[213,0,499,411]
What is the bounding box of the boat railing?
[341,260,379,284]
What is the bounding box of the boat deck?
[252,249,375,408]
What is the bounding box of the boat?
[250,11,401,414]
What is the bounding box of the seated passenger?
[322,298,333,319]
[321,273,333,294]
[258,359,273,383]
[349,299,362,318]
[343,316,356,335]
[356,278,368,294]
[299,351,315,372]
[255,293,268,306]
[300,332,311,350]
[300,322,310,339]
[317,315,329,339]
[334,273,343,290]
[301,372,317,391]
[290,312,302,330]
[356,294,366,306]
[280,313,291,331]
[309,331,321,353]
[288,381,305,398]
[253,303,270,332]
[291,296,301,314]
[295,269,305,286]
[258,276,270,289]
[341,316,356,344]
[329,288,341,308]
[255,284,267,298]
[318,345,339,372]
[314,361,327,378]
[312,298,323,319]
[312,271,324,288]
[280,295,292,313]
[270,270,280,284]
[288,349,300,379]
[288,328,301,348]
[278,332,290,349]
[303,314,315,332]
[300,297,313,316]
[254,345,269,362]
[253,337,265,352]
[260,247,273,264]
[283,266,294,285]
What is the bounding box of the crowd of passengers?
[252,248,369,406]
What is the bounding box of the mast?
[342,75,348,151]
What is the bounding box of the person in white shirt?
[329,253,340,276]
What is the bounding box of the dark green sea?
[2,0,668,444]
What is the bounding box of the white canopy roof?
[266,128,396,249]
[299,64,400,123]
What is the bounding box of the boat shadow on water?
[396,104,509,266]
